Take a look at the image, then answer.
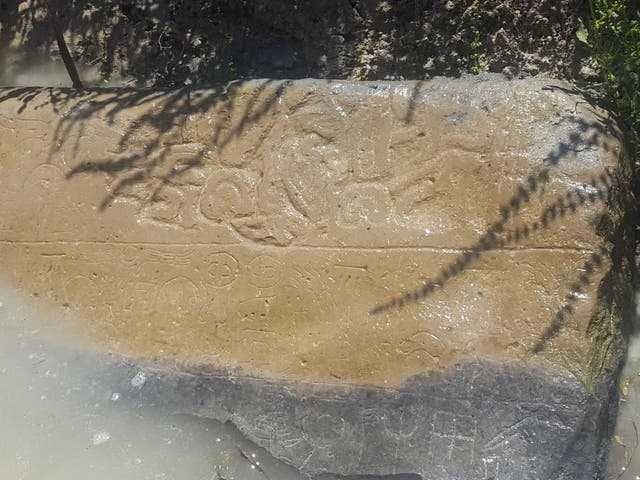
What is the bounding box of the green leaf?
[577,18,591,45]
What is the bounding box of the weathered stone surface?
[121,358,600,480]
[0,78,626,478]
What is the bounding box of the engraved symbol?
[64,275,100,310]
[24,164,66,215]
[269,284,312,320]
[157,276,199,305]
[143,185,183,223]
[482,416,550,453]
[237,297,271,322]
[247,255,282,289]
[430,411,477,464]
[119,281,156,313]
[353,139,391,180]
[482,456,500,479]
[122,245,139,264]
[301,413,345,441]
[153,143,210,186]
[199,168,257,222]
[338,183,393,227]
[205,252,239,288]
[197,295,227,327]
[398,331,445,361]
[155,277,199,327]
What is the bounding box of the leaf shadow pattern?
[371,117,614,315]
[530,246,608,354]
[0,81,620,355]
[403,80,425,125]
[0,79,295,211]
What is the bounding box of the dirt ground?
[1,0,590,87]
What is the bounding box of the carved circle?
[199,169,256,222]
[123,245,139,264]
[155,276,199,327]
[247,255,282,289]
[64,275,100,311]
[157,276,199,304]
[205,252,239,288]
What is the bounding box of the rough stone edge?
[100,356,592,479]
[583,111,637,479]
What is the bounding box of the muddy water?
[607,293,640,480]
[0,287,303,480]
[0,46,126,87]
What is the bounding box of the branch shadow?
[371,117,613,314]
[0,79,295,211]
[0,80,621,357]
[370,115,618,354]
[404,80,424,125]
[531,247,608,353]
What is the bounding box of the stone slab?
[118,357,598,480]
[0,78,625,478]
[0,243,610,386]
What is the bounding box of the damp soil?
[1,0,591,88]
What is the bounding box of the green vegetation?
[579,1,640,148]
[579,3,639,404]
[470,29,483,74]
[353,43,368,80]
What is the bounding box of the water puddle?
[0,287,303,480]
[607,322,640,480]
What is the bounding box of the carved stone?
[0,78,627,479]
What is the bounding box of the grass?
[470,29,482,74]
[579,4,640,478]
[579,0,640,149]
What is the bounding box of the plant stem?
[50,9,83,89]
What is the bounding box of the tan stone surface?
[0,79,620,386]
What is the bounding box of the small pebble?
[130,371,147,388]
[91,431,110,446]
